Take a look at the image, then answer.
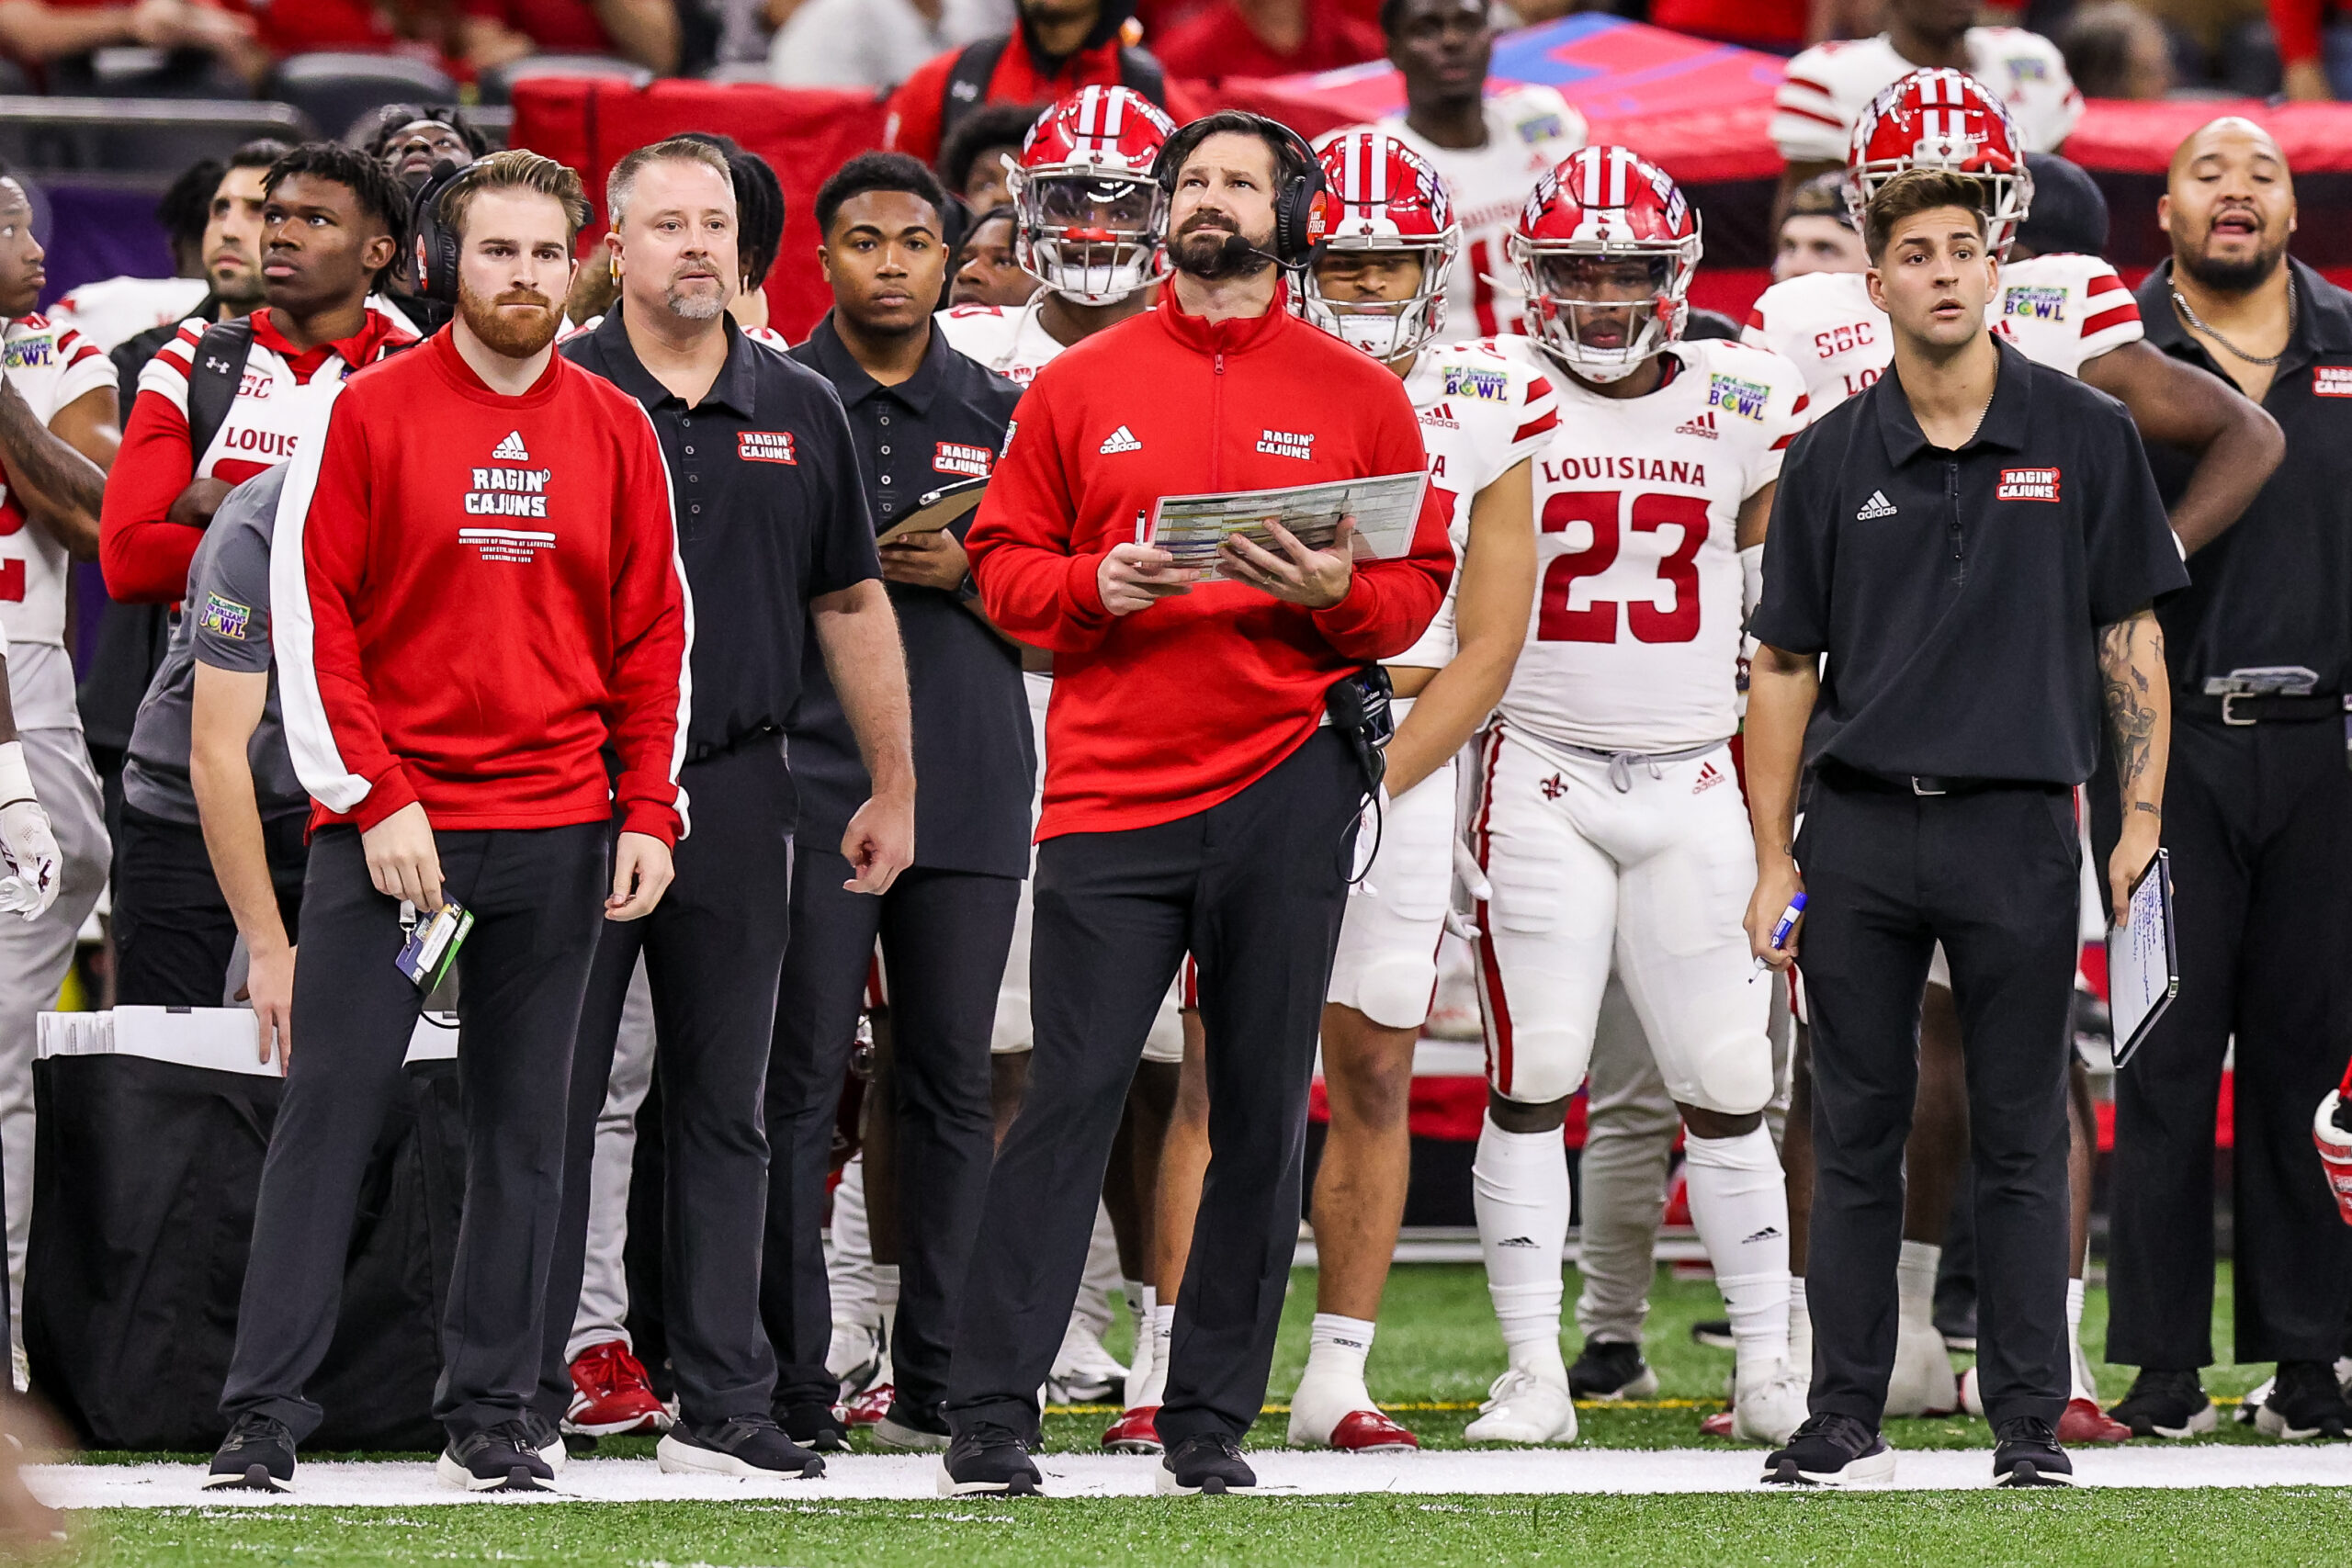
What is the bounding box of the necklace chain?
[2172,272,2296,367]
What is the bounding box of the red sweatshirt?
[967,284,1453,840]
[273,331,692,846]
[101,307,414,604]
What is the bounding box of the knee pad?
[1332,942,1439,1032]
[1490,1026,1592,1108]
[1669,1032,1774,1119]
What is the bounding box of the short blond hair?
[436,149,592,243]
[607,138,734,228]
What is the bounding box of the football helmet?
[1847,68,2033,252]
[1297,130,1460,362]
[1007,85,1176,305]
[1508,145,1700,382]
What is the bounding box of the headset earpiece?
[1150,114,1329,266]
[410,158,464,308]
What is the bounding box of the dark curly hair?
[264,141,412,293]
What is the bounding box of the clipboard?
[876,476,988,545]
[2106,847,2177,1069]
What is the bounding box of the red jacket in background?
[967,284,1453,840]
[2271,0,2338,65]
[1152,0,1384,81]
[883,34,1203,165]
[273,331,692,846]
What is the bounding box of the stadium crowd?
[0,0,2334,1518]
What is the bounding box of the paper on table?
[1147,471,1429,581]
[2107,848,2177,1070]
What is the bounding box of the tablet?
[2108,847,2177,1069]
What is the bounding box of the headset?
[409,158,466,306]
[1152,112,1330,267]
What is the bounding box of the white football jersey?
[1744,254,2143,415]
[1503,337,1806,753]
[1,315,115,728]
[138,307,413,490]
[47,275,209,352]
[1363,85,1589,342]
[1772,28,2082,164]
[937,299,1068,386]
[1390,340,1558,669]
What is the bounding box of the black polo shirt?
[1754,335,2188,784]
[788,314,1032,880]
[2135,256,2352,696]
[563,309,882,761]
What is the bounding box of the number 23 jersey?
[1501,336,1807,754]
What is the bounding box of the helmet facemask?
[1512,245,1691,383]
[1298,238,1455,362]
[1012,167,1170,305]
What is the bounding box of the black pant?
[535,741,797,1428]
[111,806,307,1006]
[945,729,1361,1447]
[221,820,609,1443]
[2099,716,2352,1367]
[763,852,1017,1420]
[1798,775,2078,1430]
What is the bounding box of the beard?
[663,272,728,321]
[1171,214,1271,281]
[2178,227,2290,294]
[457,276,564,358]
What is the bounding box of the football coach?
[939,109,1454,1499]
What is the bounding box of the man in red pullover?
[208,152,691,1498]
[941,110,1453,1499]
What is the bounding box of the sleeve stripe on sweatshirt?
[267,378,374,814]
[632,399,695,840]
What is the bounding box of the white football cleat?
[1463,1369,1577,1445]
[1045,1314,1127,1404]
[1730,1361,1809,1446]
[1884,1317,1960,1417]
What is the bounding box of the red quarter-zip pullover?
[967,282,1453,839]
[273,331,692,845]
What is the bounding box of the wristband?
[0,740,34,807]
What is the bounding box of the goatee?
[1171,227,1270,282]
[458,277,563,358]
[2179,231,2289,295]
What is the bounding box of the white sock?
[1896,1240,1939,1329]
[1125,1279,1149,1322]
[2066,1276,2092,1401]
[1303,1313,1376,1390]
[1140,1302,1175,1406]
[1789,1276,1813,1381]
[1682,1126,1792,1371]
[1124,1285,1159,1405]
[874,1263,901,1328]
[1474,1113,1570,1383]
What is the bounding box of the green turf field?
[59,1262,2338,1567]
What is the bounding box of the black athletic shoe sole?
[201,1464,291,1494]
[1996,1460,2075,1488]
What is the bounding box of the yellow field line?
[1046,1399,1719,1416]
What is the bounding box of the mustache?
[491,288,554,308]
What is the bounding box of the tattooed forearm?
[2099,607,2170,821]
[0,378,104,544]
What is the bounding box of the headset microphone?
[1215,231,1286,272]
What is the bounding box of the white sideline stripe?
[28,1448,2352,1507]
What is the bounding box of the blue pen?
[1752,892,1808,975]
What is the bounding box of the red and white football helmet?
[1297,130,1460,362]
[1847,68,2033,251]
[1006,85,1176,305]
[1509,145,1700,383]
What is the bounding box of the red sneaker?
[1326,1409,1419,1452]
[1699,1409,1735,1438]
[1102,1404,1161,1453]
[566,1340,671,1436]
[2057,1395,2131,1445]
[842,1383,894,1427]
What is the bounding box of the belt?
[1555,737,1724,794]
[2177,690,2346,727]
[1816,759,2042,798]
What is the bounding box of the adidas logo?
[1743,1225,1784,1245]
[1674,409,1720,440]
[1098,424,1142,455]
[1691,761,1726,795]
[1856,489,1898,520]
[1496,1235,1540,1248]
[1420,400,1460,430]
[492,430,530,461]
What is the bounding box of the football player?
[1279,130,1552,1452]
[936,85,1174,387]
[1743,69,2281,1438]
[1464,146,1808,1449]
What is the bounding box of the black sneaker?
[874,1400,951,1453]
[779,1400,849,1452]
[437,1420,556,1492]
[2255,1360,2352,1441]
[518,1410,568,1476]
[204,1413,296,1493]
[1993,1416,2074,1487]
[2109,1369,2216,1439]
[1568,1339,1659,1401]
[1155,1432,1255,1496]
[937,1422,1042,1496]
[1761,1413,1896,1487]
[657,1415,825,1478]
[1688,1319,1736,1351]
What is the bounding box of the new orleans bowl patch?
[198,592,251,640]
